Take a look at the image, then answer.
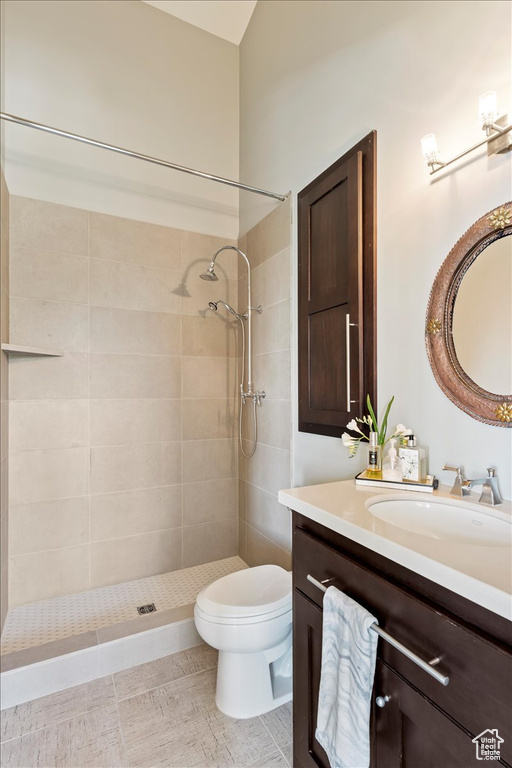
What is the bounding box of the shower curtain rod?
[0,112,288,202]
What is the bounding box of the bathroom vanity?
[278,481,512,768]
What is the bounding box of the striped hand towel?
[315,586,378,768]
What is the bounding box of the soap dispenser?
[382,439,402,482]
[399,434,427,483]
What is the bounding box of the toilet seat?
[196,564,291,620]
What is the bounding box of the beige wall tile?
[182,275,239,317]
[182,314,237,358]
[1,455,7,515]
[1,559,8,634]
[1,348,8,402]
[181,232,237,280]
[10,196,88,256]
[182,398,236,440]
[1,285,8,343]
[90,399,180,446]
[89,211,181,270]
[90,354,180,400]
[183,477,237,525]
[239,518,247,563]
[246,526,291,571]
[10,544,89,605]
[254,350,291,400]
[244,443,291,497]
[90,485,182,541]
[90,258,181,314]
[245,197,291,269]
[9,246,89,304]
[10,297,89,352]
[182,438,237,483]
[1,226,9,292]
[90,306,181,356]
[9,497,89,556]
[246,483,291,551]
[90,442,181,494]
[10,400,89,451]
[252,248,291,309]
[90,529,182,588]
[257,398,291,451]
[1,402,7,460]
[183,518,238,567]
[8,353,89,400]
[238,478,247,521]
[182,356,238,399]
[253,298,290,356]
[0,168,9,237]
[9,448,90,505]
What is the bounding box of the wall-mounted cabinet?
[298,132,376,437]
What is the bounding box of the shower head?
[199,262,218,281]
[209,300,241,319]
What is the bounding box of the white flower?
[346,419,358,431]
[341,432,357,447]
[394,424,412,436]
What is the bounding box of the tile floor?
[0,644,293,768]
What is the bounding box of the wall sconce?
[421,91,512,175]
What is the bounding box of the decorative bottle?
[366,431,382,479]
[398,434,427,483]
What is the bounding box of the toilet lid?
[196,565,292,619]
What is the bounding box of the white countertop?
[278,480,512,621]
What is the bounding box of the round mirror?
[426,203,512,427]
[452,234,512,395]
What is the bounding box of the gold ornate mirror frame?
[426,203,512,427]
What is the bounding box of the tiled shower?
[0,170,291,665]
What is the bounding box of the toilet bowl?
[194,564,292,719]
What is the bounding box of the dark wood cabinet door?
[293,589,330,768]
[374,661,510,768]
[298,131,376,437]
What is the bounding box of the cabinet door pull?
[306,573,450,687]
[375,695,390,708]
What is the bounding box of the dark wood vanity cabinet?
[291,512,512,768]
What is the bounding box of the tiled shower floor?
[1,557,247,655]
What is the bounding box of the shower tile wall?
[238,199,292,569]
[7,196,238,607]
[0,169,9,631]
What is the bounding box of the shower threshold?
[0,557,247,709]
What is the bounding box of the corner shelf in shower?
[1,343,63,357]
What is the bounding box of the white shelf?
[1,343,63,357]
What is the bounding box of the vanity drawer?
[293,526,512,763]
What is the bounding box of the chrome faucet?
[442,465,502,506]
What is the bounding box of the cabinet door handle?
[375,695,390,708]
[346,313,351,413]
[306,574,450,687]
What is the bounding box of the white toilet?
[194,564,293,719]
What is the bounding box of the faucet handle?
[487,467,496,477]
[442,464,464,478]
[442,465,469,497]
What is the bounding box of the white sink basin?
[366,495,512,546]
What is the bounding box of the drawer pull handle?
[306,574,450,687]
[375,695,390,708]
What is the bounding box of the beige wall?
[0,168,9,629]
[3,0,239,238]
[240,0,512,499]
[8,196,238,606]
[238,199,292,570]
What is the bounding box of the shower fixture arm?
[209,245,261,396]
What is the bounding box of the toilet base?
[215,631,292,719]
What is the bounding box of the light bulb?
[479,91,498,129]
[421,133,439,166]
